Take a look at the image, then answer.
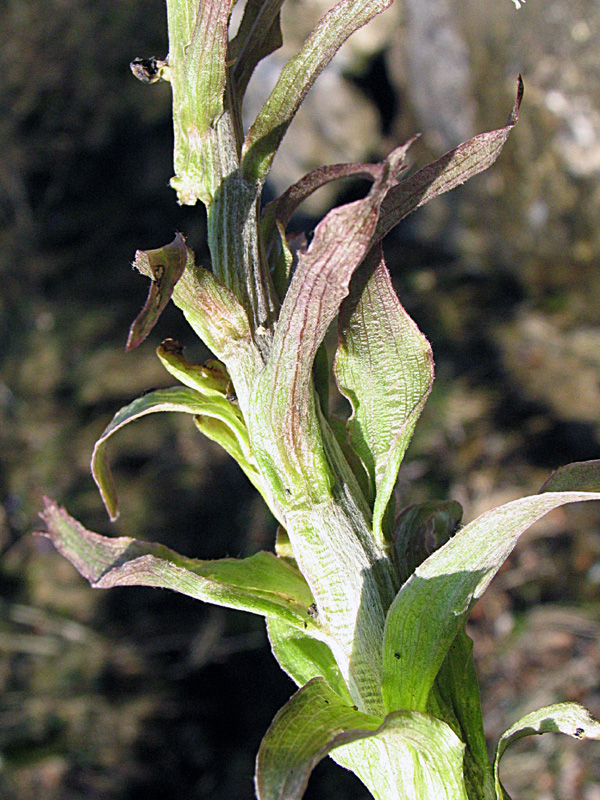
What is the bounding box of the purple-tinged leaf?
[126,233,188,351]
[242,0,394,186]
[92,386,250,521]
[261,160,394,299]
[40,499,315,626]
[382,488,600,716]
[250,144,412,505]
[539,459,600,493]
[248,150,410,710]
[334,245,434,542]
[229,0,284,99]
[268,161,389,234]
[373,76,523,246]
[256,677,468,800]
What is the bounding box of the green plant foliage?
[40,1,600,797]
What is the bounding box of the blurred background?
[2,0,600,797]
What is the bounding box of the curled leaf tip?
[508,75,524,126]
[126,232,188,351]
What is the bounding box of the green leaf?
[331,711,468,800]
[126,233,188,350]
[91,386,253,521]
[373,77,523,247]
[382,488,600,715]
[334,245,434,542]
[242,0,394,186]
[255,678,382,800]
[428,629,495,800]
[256,677,468,800]
[393,500,463,585]
[267,617,353,704]
[494,703,600,799]
[228,0,284,99]
[157,339,232,395]
[40,499,315,627]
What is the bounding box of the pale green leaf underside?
[494,702,600,799]
[382,489,600,714]
[332,709,468,800]
[40,499,315,627]
[91,386,252,521]
[256,677,468,800]
[335,245,433,542]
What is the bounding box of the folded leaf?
[256,677,468,800]
[156,339,232,396]
[126,233,188,351]
[228,0,284,99]
[250,144,412,508]
[242,0,394,186]
[331,711,468,800]
[428,629,495,800]
[41,499,315,627]
[494,702,600,800]
[334,245,434,542]
[373,76,523,247]
[170,252,262,412]
[267,617,353,703]
[91,386,252,521]
[382,488,600,715]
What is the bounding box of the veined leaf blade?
[382,489,600,714]
[256,677,468,800]
[91,386,250,521]
[334,245,434,542]
[373,77,523,246]
[40,499,314,626]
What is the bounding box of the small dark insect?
[130,56,168,84]
[394,652,400,660]
[307,603,318,619]
[574,727,585,739]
